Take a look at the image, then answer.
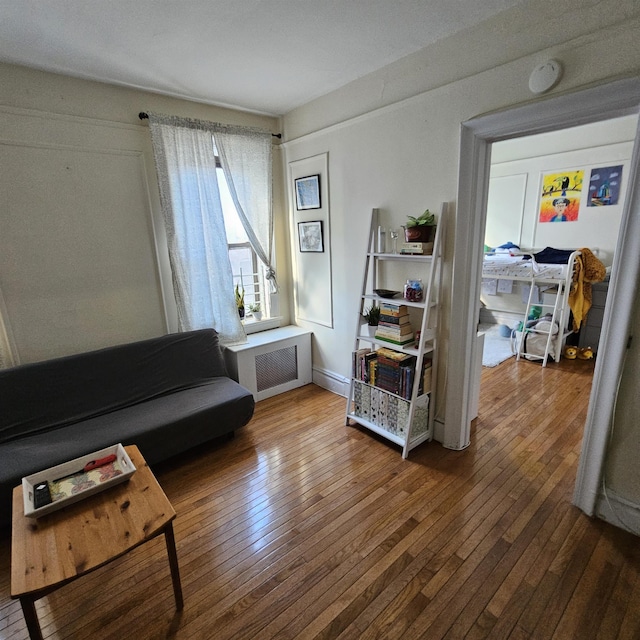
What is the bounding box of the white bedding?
[482,254,568,280]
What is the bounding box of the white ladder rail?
[516,251,580,366]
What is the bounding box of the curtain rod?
[138,112,281,138]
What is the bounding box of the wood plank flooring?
[1,356,639,639]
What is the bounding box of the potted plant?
[235,283,245,319]
[403,209,437,243]
[362,303,381,336]
[248,302,262,321]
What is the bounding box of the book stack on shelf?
[375,347,417,400]
[352,347,418,401]
[399,241,433,255]
[353,348,377,384]
[375,303,414,346]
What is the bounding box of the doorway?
[479,115,637,368]
[444,77,640,517]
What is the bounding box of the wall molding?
[0,104,141,132]
[289,152,333,328]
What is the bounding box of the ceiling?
[0,0,525,116]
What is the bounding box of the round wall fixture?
[528,59,563,94]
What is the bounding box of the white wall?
[282,0,640,446]
[487,116,636,261]
[0,63,287,364]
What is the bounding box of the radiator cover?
[223,326,312,401]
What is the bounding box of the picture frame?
[298,221,324,253]
[295,174,321,210]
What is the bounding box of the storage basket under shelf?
[351,380,429,439]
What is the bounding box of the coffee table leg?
[20,597,44,640]
[164,522,184,610]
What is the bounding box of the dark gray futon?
[0,328,254,527]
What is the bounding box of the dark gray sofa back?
[0,329,228,443]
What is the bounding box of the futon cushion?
[0,377,253,519]
[0,329,228,443]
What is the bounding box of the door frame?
[445,76,640,516]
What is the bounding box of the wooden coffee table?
[11,445,183,640]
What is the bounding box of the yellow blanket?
[568,248,606,331]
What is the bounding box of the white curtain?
[214,127,278,292]
[0,286,15,369]
[147,113,246,345]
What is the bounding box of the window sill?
[243,316,283,335]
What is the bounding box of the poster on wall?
[539,170,584,223]
[587,165,623,206]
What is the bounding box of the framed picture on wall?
[295,174,321,210]
[298,221,324,252]
[587,165,623,206]
[539,169,583,222]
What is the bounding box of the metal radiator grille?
[255,345,298,392]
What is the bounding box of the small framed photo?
[298,221,324,253]
[295,174,321,210]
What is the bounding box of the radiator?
[223,326,312,401]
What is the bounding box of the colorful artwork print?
[587,165,623,206]
[539,170,583,223]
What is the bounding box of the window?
[216,163,271,322]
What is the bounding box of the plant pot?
[404,225,436,243]
[238,307,245,319]
[362,324,377,337]
[253,311,262,321]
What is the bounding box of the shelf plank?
[346,413,405,446]
[368,252,434,261]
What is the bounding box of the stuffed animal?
[578,346,594,360]
[564,345,578,360]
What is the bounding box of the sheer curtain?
[0,287,15,369]
[148,113,246,345]
[214,127,278,292]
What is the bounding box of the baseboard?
[595,487,640,536]
[312,366,350,397]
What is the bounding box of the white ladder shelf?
[345,204,446,458]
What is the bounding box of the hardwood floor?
[1,357,639,639]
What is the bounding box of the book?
[401,242,425,251]
[380,303,408,315]
[352,348,370,379]
[378,314,411,325]
[375,334,415,346]
[364,351,378,384]
[399,242,433,255]
[375,325,414,341]
[422,365,432,393]
[376,347,414,362]
[378,321,413,335]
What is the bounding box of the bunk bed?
[482,247,581,366]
